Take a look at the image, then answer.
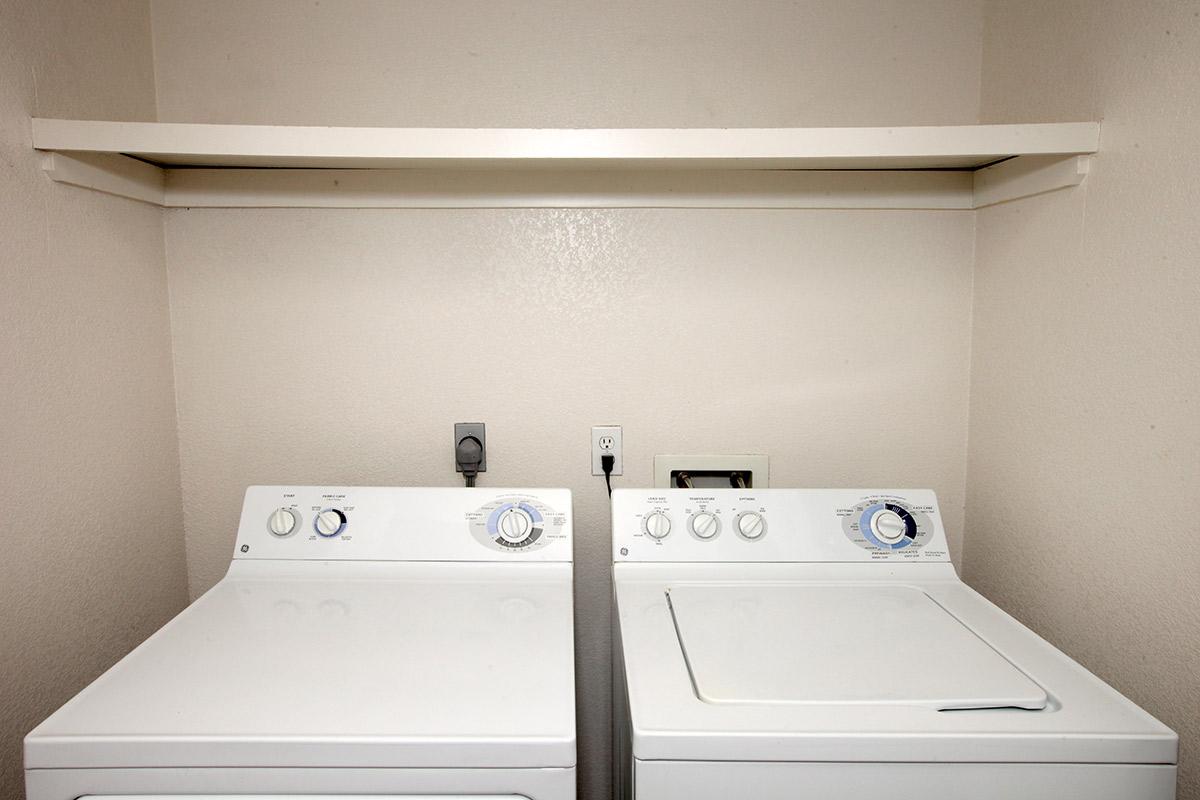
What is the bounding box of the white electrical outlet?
[591,425,623,476]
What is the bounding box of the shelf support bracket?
[972,154,1090,209]
[39,151,166,206]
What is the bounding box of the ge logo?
[240,544,250,553]
[620,547,629,556]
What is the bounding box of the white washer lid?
[669,584,1047,710]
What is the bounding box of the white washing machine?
[611,488,1177,800]
[26,486,576,800]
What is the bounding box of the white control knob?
[736,511,766,540]
[315,508,346,537]
[497,508,533,542]
[690,512,720,540]
[871,509,907,544]
[268,508,298,537]
[643,511,672,540]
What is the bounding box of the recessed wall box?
[653,455,769,489]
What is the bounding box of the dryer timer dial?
[497,507,534,542]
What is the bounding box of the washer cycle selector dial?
[689,512,720,540]
[268,508,298,537]
[497,507,534,542]
[314,508,347,537]
[735,511,767,541]
[643,511,672,540]
[870,509,908,544]
[842,499,932,552]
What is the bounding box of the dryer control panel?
[234,486,572,562]
[612,488,948,563]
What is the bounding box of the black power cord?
[456,435,484,487]
[601,452,615,496]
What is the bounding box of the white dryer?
[26,486,576,800]
[611,488,1177,800]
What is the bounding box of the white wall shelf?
[32,119,1099,209]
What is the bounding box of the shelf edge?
[32,119,1101,170]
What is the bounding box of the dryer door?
[668,583,1048,710]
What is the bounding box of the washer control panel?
[841,498,936,551]
[235,486,572,562]
[612,488,948,563]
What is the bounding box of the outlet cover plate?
[454,422,486,473]
[591,425,623,476]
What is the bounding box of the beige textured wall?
[0,1,188,798]
[967,2,1200,798]
[150,0,983,127]
[150,5,985,799]
[164,207,975,799]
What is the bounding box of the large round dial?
[314,508,347,537]
[735,511,767,541]
[842,499,932,552]
[268,507,298,537]
[470,498,560,551]
[497,507,534,542]
[689,511,720,540]
[870,509,908,544]
[643,511,672,540]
